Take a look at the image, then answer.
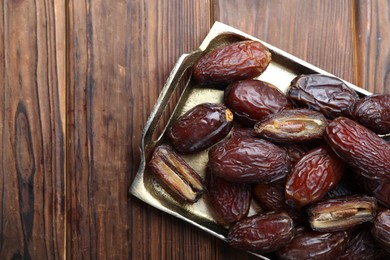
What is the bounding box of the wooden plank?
[213,0,356,83]
[353,0,390,93]
[67,0,215,259]
[0,0,65,259]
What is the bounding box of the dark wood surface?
[1,0,389,259]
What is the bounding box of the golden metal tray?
[129,21,371,259]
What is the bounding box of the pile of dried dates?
[148,40,390,259]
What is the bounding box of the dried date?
[285,146,345,208]
[205,165,251,225]
[288,74,359,118]
[277,227,349,260]
[148,144,205,203]
[254,109,327,143]
[339,226,383,260]
[167,103,233,154]
[351,94,390,134]
[253,181,286,211]
[208,135,290,183]
[372,210,390,253]
[308,195,377,232]
[224,79,292,126]
[325,117,390,182]
[193,40,271,87]
[227,212,294,253]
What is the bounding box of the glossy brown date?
[205,165,251,225]
[308,195,377,232]
[167,103,233,154]
[253,181,286,211]
[288,74,359,118]
[285,146,345,208]
[254,109,327,143]
[224,79,292,126]
[208,135,290,183]
[351,94,390,134]
[339,227,383,260]
[148,144,205,203]
[277,227,349,260]
[372,210,390,253]
[227,212,294,253]
[193,40,271,87]
[325,117,390,182]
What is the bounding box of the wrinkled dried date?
[193,40,271,87]
[253,181,286,211]
[205,165,251,225]
[167,103,233,154]
[148,144,205,203]
[208,135,290,183]
[372,210,390,253]
[339,226,383,260]
[277,227,349,260]
[285,146,345,208]
[308,195,377,232]
[351,94,390,134]
[227,212,294,253]
[288,74,359,118]
[254,109,327,143]
[325,117,390,182]
[224,79,292,126]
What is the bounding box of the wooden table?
[1,0,389,259]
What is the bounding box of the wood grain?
[353,0,390,93]
[0,0,65,259]
[214,0,356,83]
[67,0,217,259]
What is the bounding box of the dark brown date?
[205,165,251,225]
[277,227,349,260]
[288,74,359,118]
[285,146,345,208]
[253,181,286,211]
[351,94,390,134]
[372,210,390,253]
[352,172,390,208]
[281,144,307,164]
[208,135,290,183]
[167,103,233,154]
[227,212,294,253]
[148,144,205,203]
[224,79,292,126]
[339,226,383,260]
[193,40,271,87]
[308,195,377,232]
[254,109,327,143]
[325,117,390,182]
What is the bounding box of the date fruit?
[224,79,292,126]
[148,144,205,203]
[227,212,294,253]
[351,94,390,134]
[193,40,271,87]
[253,181,286,211]
[254,109,327,143]
[339,227,383,260]
[325,117,390,182]
[308,195,377,232]
[372,210,390,253]
[208,135,290,183]
[277,227,349,260]
[288,74,359,118]
[205,165,251,225]
[285,146,345,208]
[167,103,233,154]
